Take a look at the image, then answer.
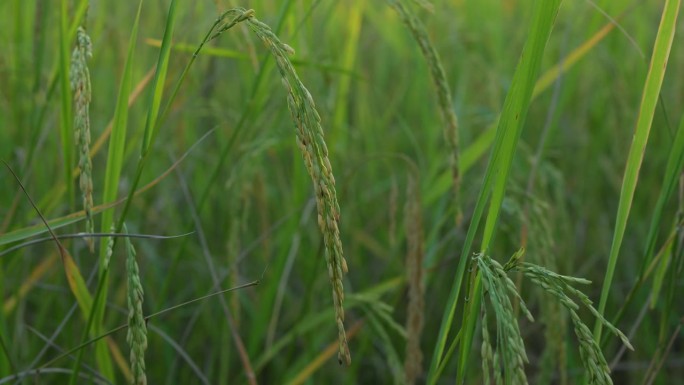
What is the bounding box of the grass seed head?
[125,226,147,385]
[241,12,351,365]
[70,26,95,252]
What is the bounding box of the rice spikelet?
[124,224,147,385]
[506,249,633,385]
[476,252,532,385]
[70,26,95,251]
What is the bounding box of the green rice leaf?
[427,0,562,382]
[593,0,681,344]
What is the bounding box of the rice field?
[0,0,683,384]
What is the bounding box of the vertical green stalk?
[427,0,562,382]
[92,1,144,381]
[646,115,684,307]
[593,0,680,343]
[114,0,179,235]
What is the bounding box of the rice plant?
[0,1,682,384]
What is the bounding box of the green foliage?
[1,1,683,384]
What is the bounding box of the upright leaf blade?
[91,1,145,381]
[593,0,681,343]
[141,0,178,154]
[647,115,684,306]
[427,0,563,382]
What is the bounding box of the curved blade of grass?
[593,0,680,344]
[1,214,88,247]
[1,164,92,319]
[644,115,684,307]
[649,230,675,308]
[3,232,189,317]
[427,0,562,382]
[532,12,621,97]
[36,280,259,371]
[98,0,145,256]
[602,123,684,345]
[144,37,360,77]
[426,15,622,208]
[110,0,179,257]
[1,126,208,250]
[2,161,102,382]
[140,0,178,155]
[89,67,156,159]
[608,113,684,326]
[145,38,248,59]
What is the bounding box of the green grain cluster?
[506,250,633,385]
[477,252,533,385]
[212,8,351,365]
[125,226,147,385]
[70,26,94,251]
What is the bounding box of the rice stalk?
[70,26,94,252]
[404,175,425,384]
[387,0,461,224]
[210,8,350,365]
[124,224,147,385]
[594,0,680,344]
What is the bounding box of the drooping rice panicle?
[504,250,633,384]
[210,8,351,365]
